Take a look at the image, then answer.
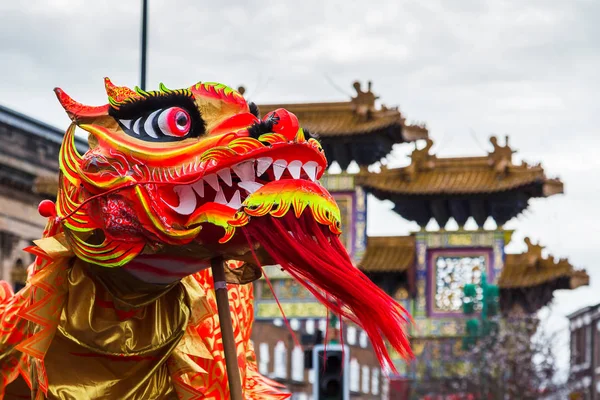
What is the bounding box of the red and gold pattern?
[0,79,411,399]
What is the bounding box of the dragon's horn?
[54,88,109,122]
[104,77,142,108]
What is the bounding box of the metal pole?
[140,0,148,90]
[211,257,243,400]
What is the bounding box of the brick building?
[252,318,385,399]
[568,304,600,399]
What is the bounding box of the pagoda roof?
[498,238,588,314]
[357,236,415,273]
[356,137,563,227]
[499,238,588,289]
[356,235,416,297]
[256,81,428,170]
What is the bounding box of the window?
[595,324,600,369]
[371,368,380,395]
[318,319,327,332]
[572,326,590,366]
[579,327,588,365]
[572,330,577,365]
[259,343,269,375]
[586,325,592,364]
[433,254,486,313]
[347,326,357,345]
[274,341,287,379]
[11,259,26,292]
[306,319,315,334]
[359,331,368,348]
[350,358,360,392]
[291,346,304,382]
[361,365,370,394]
[290,319,300,331]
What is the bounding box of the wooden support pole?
[211,257,243,400]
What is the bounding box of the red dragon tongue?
[243,212,413,371]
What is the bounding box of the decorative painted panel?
[320,174,367,262]
[433,255,485,313]
[427,249,493,318]
[353,185,367,263]
[332,192,354,254]
[415,234,428,317]
[278,279,312,300]
[425,232,495,248]
[321,174,355,191]
[492,231,505,283]
[256,280,313,301]
[256,302,327,319]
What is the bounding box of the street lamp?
[140,0,148,90]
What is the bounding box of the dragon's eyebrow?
[109,91,198,120]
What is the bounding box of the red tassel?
[243,212,413,372]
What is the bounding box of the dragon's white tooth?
[144,110,161,138]
[273,159,287,180]
[302,161,318,182]
[232,160,255,182]
[162,185,196,215]
[192,180,204,197]
[132,118,142,135]
[214,189,227,205]
[287,160,302,179]
[217,168,232,186]
[204,174,220,191]
[256,157,273,176]
[238,181,263,194]
[227,190,242,209]
[120,119,133,129]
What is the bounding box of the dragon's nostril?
[263,109,299,141]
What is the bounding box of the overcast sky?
[1,0,599,375]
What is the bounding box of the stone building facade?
[0,105,86,289]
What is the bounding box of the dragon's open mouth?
[161,156,320,215]
[154,138,341,244]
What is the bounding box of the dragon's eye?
[157,107,191,137]
[119,106,196,141]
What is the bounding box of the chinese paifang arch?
[0,79,412,399]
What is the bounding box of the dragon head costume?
[0,79,412,399]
